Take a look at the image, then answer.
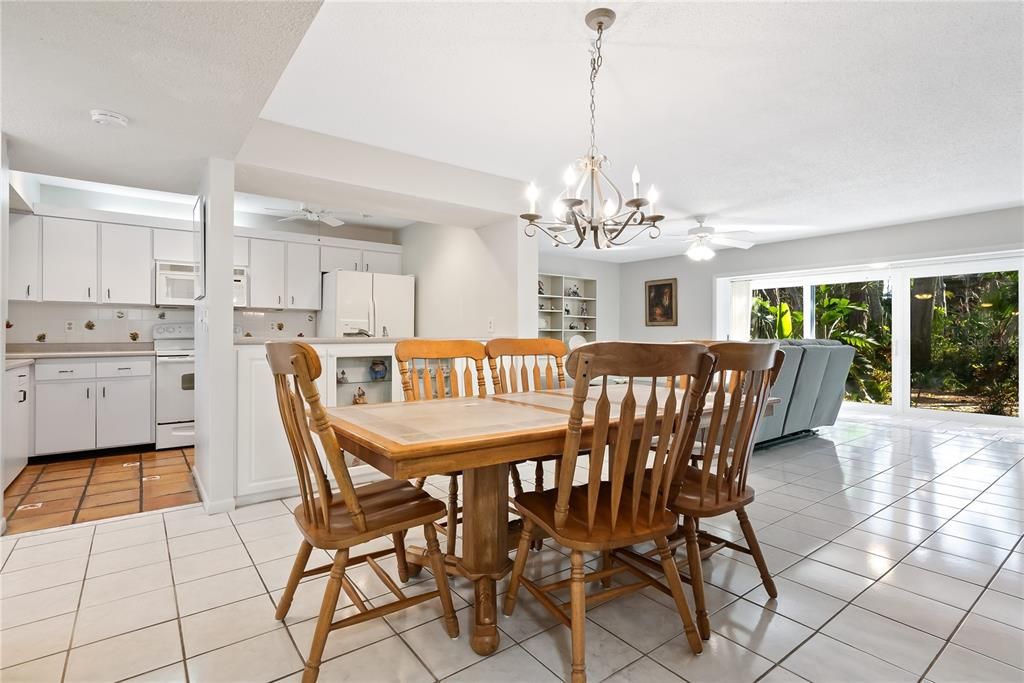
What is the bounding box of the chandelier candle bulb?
[648,186,659,215]
[632,165,640,198]
[526,182,539,214]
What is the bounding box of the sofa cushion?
[783,344,830,434]
[810,344,856,426]
[756,345,803,441]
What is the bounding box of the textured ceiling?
[261,2,1023,262]
[2,1,321,194]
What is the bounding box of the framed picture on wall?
[645,278,678,326]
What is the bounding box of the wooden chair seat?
[668,466,755,518]
[297,479,448,550]
[515,483,679,552]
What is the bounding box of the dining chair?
[395,339,488,558]
[485,337,568,548]
[503,342,718,682]
[665,341,784,640]
[266,342,459,683]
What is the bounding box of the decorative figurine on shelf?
[584,322,591,331]
[579,302,588,316]
[538,280,545,295]
[566,284,581,297]
[369,359,388,381]
[568,321,578,330]
[564,304,571,314]
[337,369,349,384]
[539,302,545,310]
[353,387,367,404]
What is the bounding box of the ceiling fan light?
[686,242,715,261]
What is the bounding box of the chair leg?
[683,516,710,640]
[569,549,587,683]
[446,475,459,557]
[276,540,313,620]
[413,477,427,489]
[530,461,545,550]
[502,518,534,616]
[424,523,460,638]
[302,549,348,683]
[510,466,524,497]
[600,550,613,588]
[737,507,777,598]
[393,532,410,583]
[656,536,703,655]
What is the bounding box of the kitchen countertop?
[5,359,34,371]
[234,337,406,345]
[6,343,156,360]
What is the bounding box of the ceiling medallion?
[521,8,662,249]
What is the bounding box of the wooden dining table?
[324,384,776,656]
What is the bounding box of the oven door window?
[181,372,195,391]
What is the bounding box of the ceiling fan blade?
[711,236,754,249]
[277,215,305,223]
[321,217,345,227]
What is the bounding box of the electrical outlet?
[487,318,495,333]
[65,321,74,332]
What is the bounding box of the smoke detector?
[90,109,129,127]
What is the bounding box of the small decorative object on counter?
[158,311,167,319]
[297,332,305,337]
[369,359,388,380]
[5,319,12,329]
[129,331,140,341]
[84,320,96,330]
[35,332,46,342]
[566,284,581,297]
[337,369,349,384]
[568,321,578,330]
[538,280,545,295]
[274,322,285,331]
[243,331,253,337]
[353,386,368,404]
[115,310,126,319]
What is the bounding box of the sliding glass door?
[906,268,1019,417]
[741,256,1021,422]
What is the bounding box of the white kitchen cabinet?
[42,217,98,302]
[153,229,194,262]
[96,377,153,448]
[235,343,399,501]
[320,246,363,273]
[101,223,153,305]
[362,250,403,275]
[286,242,321,309]
[248,239,286,308]
[35,381,97,455]
[234,237,250,266]
[8,214,41,302]
[2,366,33,490]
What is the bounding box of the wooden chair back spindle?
[266,342,366,535]
[485,338,567,393]
[687,342,784,510]
[395,339,487,400]
[555,342,717,534]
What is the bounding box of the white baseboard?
[193,471,235,514]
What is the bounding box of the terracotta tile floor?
[2,448,197,535]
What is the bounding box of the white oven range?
[154,323,195,449]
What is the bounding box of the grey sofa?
[756,339,856,444]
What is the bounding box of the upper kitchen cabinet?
[362,249,403,275]
[233,237,250,266]
[153,228,194,262]
[249,238,286,308]
[286,242,321,309]
[42,217,98,302]
[320,245,363,273]
[8,214,41,301]
[100,224,153,305]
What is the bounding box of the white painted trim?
[193,469,236,514]
[32,203,194,231]
[235,227,401,253]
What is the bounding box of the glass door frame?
[722,252,1022,425]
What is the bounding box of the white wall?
[193,158,237,513]
[539,252,622,341]
[620,207,1024,341]
[1,135,9,535]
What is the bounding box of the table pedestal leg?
[459,463,511,656]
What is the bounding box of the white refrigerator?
[318,270,415,338]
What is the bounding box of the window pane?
[750,287,804,340]
[910,271,1019,417]
[814,281,893,405]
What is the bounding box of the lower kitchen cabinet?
[3,365,34,490]
[34,358,154,455]
[97,377,154,448]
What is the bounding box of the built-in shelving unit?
[538,273,598,347]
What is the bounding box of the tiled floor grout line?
[752,444,1024,682]
[161,511,191,683]
[58,524,97,683]
[69,458,100,525]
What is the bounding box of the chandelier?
[521,8,663,249]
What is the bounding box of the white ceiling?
[2,1,320,194]
[261,2,1023,262]
[234,191,414,230]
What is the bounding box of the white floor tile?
[649,629,773,683]
[855,516,933,544]
[401,606,511,678]
[903,546,999,586]
[314,634,433,683]
[922,532,1013,566]
[86,540,168,578]
[73,586,177,646]
[0,612,75,668]
[832,528,916,560]
[709,598,812,662]
[779,558,874,601]
[588,592,683,653]
[186,629,303,683]
[879,563,984,610]
[181,594,283,657]
[170,543,253,584]
[0,555,87,598]
[445,644,562,682]
[972,590,1024,630]
[822,605,944,674]
[854,582,965,639]
[523,621,642,683]
[121,662,188,682]
[175,565,266,616]
[952,612,1024,669]
[65,621,182,683]
[81,560,172,607]
[808,542,896,579]
[0,581,81,630]
[228,499,291,525]
[167,527,241,559]
[2,537,92,573]
[754,526,828,556]
[783,633,917,683]
[744,578,846,629]
[989,567,1024,598]
[0,652,67,683]
[89,522,166,554]
[164,511,232,539]
[928,643,1024,683]
[288,601,395,665]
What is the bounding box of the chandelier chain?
[588,24,604,157]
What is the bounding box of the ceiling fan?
[263,204,346,228]
[677,216,754,261]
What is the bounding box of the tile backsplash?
[6,302,317,343]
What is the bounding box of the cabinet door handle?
[107,288,111,299]
[88,286,91,298]
[290,295,295,305]
[26,284,30,297]
[278,295,282,305]
[58,369,74,374]
[17,390,27,403]
[354,261,358,270]
[364,264,368,271]
[102,386,106,398]
[117,367,131,371]
[86,387,90,399]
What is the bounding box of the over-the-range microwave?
[155,261,249,307]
